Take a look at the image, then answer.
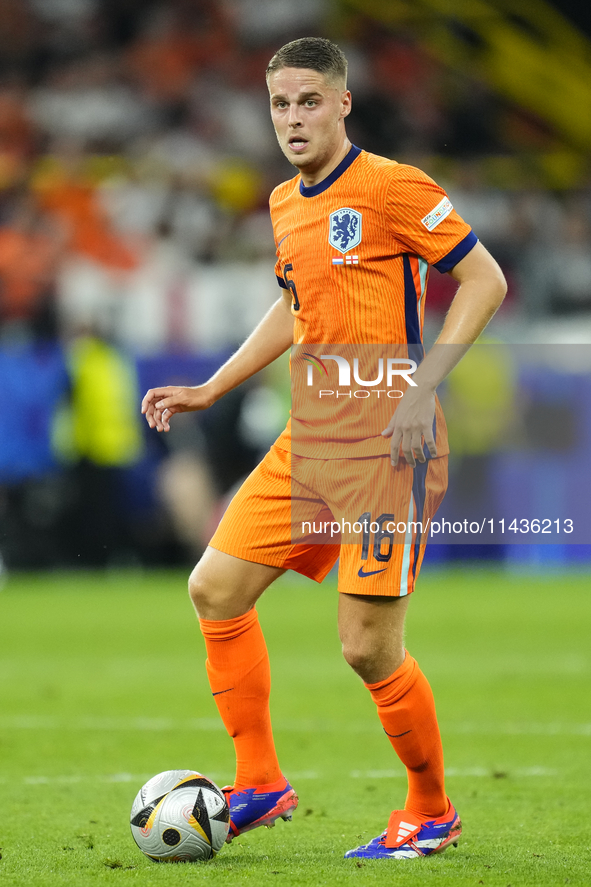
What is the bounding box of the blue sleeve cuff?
[277,274,287,289]
[433,231,478,273]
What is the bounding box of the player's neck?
[299,137,352,188]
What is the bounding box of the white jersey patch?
[421,197,453,231]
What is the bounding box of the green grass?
[0,567,590,886]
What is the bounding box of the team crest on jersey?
[329,208,362,254]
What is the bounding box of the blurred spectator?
[52,333,145,566]
[537,204,591,314]
[227,0,327,44]
[29,54,157,144]
[0,86,36,167]
[445,161,514,262]
[512,194,591,317]
[0,336,69,567]
[33,147,139,270]
[0,189,63,330]
[126,2,232,105]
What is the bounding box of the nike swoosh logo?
[212,688,234,696]
[277,233,291,248]
[357,566,387,577]
[384,728,412,738]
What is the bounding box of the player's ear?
[340,90,352,119]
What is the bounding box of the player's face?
[268,67,351,184]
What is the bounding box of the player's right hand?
[141,385,215,432]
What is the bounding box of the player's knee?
[341,639,378,680]
[188,564,215,615]
[341,637,405,683]
[188,560,254,620]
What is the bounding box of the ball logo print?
[329,208,362,253]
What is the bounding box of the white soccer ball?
[130,769,230,862]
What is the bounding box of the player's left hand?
[381,386,437,467]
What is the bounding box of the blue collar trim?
[299,145,362,198]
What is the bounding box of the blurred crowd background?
[2,0,591,571]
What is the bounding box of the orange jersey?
[272,146,476,345]
[270,147,476,459]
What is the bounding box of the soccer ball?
[130,769,230,862]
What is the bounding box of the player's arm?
[142,290,294,431]
[383,241,507,465]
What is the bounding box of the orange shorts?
[210,443,447,597]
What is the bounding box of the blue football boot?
[345,798,461,859]
[223,777,298,842]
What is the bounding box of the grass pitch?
[0,566,590,886]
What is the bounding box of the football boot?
[223,776,298,842]
[344,798,461,859]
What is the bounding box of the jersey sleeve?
[385,165,477,271]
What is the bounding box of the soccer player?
[142,37,507,859]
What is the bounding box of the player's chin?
[286,150,313,170]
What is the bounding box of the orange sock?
[366,652,447,819]
[199,609,282,791]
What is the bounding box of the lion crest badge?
[329,207,362,254]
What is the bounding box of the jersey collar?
[299,145,362,198]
